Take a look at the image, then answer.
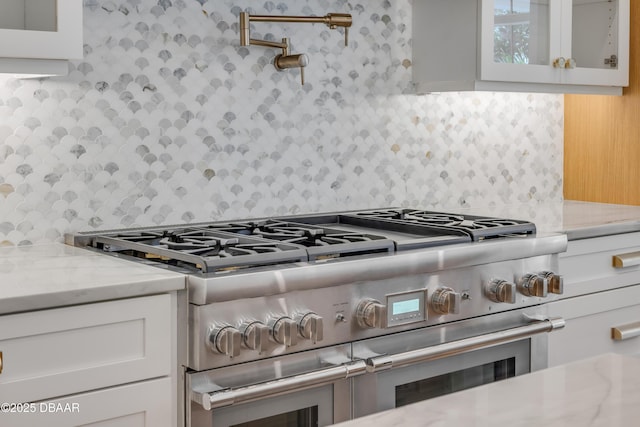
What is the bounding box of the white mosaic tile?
[0,0,563,246]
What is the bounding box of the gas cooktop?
[68,208,536,274]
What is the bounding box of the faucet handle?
[326,13,352,46]
[275,53,309,85]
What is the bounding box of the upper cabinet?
[0,0,83,76]
[413,0,630,95]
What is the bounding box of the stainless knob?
[296,312,324,344]
[486,279,516,304]
[240,321,270,352]
[268,316,298,347]
[356,299,387,329]
[518,273,548,297]
[208,325,241,357]
[540,271,563,295]
[431,287,461,315]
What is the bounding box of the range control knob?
[240,321,269,353]
[356,299,387,329]
[431,287,461,315]
[486,279,516,304]
[268,316,298,347]
[518,273,548,297]
[539,271,563,295]
[296,312,324,344]
[208,325,241,357]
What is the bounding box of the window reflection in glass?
[493,0,549,65]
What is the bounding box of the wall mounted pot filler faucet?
[239,11,352,85]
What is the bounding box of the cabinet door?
[562,0,629,87]
[480,0,563,84]
[0,294,172,404]
[0,0,83,60]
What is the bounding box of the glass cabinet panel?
[571,0,620,70]
[492,0,550,66]
[0,0,57,32]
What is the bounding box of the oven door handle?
[366,317,565,373]
[192,360,368,410]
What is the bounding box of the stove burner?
[203,220,394,254]
[75,207,536,274]
[402,213,524,230]
[92,227,308,273]
[353,209,536,241]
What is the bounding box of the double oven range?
[69,208,567,427]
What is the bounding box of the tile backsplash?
[0,0,563,246]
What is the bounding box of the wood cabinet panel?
[564,0,640,204]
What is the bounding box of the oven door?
[352,309,564,418]
[187,344,360,427]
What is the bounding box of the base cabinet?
[0,294,176,426]
[549,232,640,366]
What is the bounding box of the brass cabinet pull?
[612,251,640,268]
[612,321,640,341]
[0,351,3,374]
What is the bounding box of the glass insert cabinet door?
[480,0,629,87]
[0,0,83,61]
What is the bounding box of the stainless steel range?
[68,208,568,427]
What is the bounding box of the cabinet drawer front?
[0,295,171,403]
[560,232,640,295]
[0,377,173,427]
[548,286,640,366]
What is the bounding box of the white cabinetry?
[413,0,629,94]
[547,232,640,366]
[0,294,175,427]
[0,0,83,76]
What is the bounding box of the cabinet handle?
[612,321,640,341]
[612,251,640,268]
[0,351,3,374]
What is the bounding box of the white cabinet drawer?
[1,377,173,427]
[548,285,640,366]
[0,295,171,403]
[559,232,640,296]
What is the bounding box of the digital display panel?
[392,299,420,315]
[387,290,427,327]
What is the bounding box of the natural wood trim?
[564,1,640,205]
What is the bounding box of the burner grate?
[353,209,536,241]
[91,228,308,273]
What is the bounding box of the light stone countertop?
[0,243,185,315]
[447,200,640,239]
[332,353,640,427]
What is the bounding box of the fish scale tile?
[0,0,562,245]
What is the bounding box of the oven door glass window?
[208,385,334,427]
[395,357,515,406]
[230,406,318,427]
[353,340,530,417]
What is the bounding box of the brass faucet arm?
[249,38,288,51]
[248,14,352,29]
